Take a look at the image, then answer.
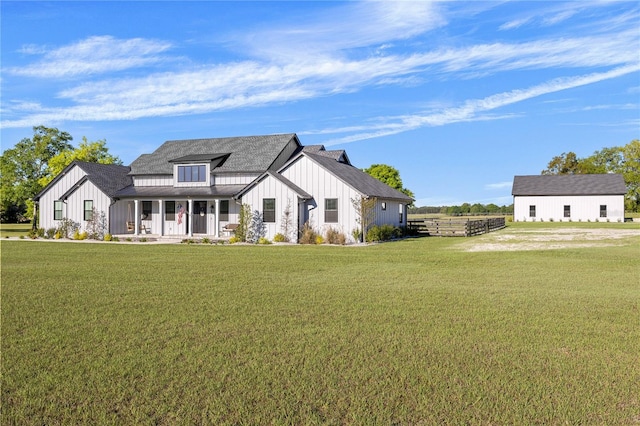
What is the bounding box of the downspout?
[109,197,118,235]
[32,200,39,232]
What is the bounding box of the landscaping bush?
[366,224,397,242]
[45,228,56,239]
[258,237,271,245]
[325,227,346,245]
[273,233,287,243]
[299,222,319,244]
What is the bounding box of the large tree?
[39,137,122,188]
[541,140,640,212]
[363,164,415,205]
[0,126,73,222]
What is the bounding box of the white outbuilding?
[512,174,626,222]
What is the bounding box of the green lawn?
[0,223,31,238]
[2,228,639,424]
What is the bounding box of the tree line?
[409,204,513,216]
[541,140,639,212]
[0,126,120,223]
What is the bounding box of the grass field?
[2,224,639,424]
[0,223,31,238]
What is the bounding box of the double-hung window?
[325,199,338,223]
[600,205,607,218]
[84,200,93,221]
[54,200,63,220]
[263,199,275,223]
[142,201,152,220]
[564,205,571,218]
[529,205,536,218]
[165,201,176,221]
[220,200,229,221]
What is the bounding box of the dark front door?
[193,201,207,234]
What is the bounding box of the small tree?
[236,203,252,242]
[351,195,376,243]
[247,210,266,244]
[279,199,294,242]
[85,208,108,240]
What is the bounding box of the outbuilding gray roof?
[129,134,299,175]
[512,174,626,196]
[304,153,414,201]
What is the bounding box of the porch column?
[134,199,140,235]
[214,199,220,237]
[188,199,193,237]
[158,199,164,236]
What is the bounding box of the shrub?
[73,231,88,240]
[258,237,271,245]
[299,222,319,244]
[273,233,287,243]
[202,237,211,244]
[56,218,79,239]
[352,228,362,243]
[315,235,325,245]
[325,227,346,245]
[366,224,396,242]
[28,229,38,239]
[229,236,240,244]
[104,233,113,242]
[45,228,56,239]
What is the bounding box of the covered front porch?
[117,198,239,238]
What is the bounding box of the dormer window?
[178,165,206,182]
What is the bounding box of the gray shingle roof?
[114,184,245,198]
[75,162,132,197]
[34,161,132,201]
[130,134,299,175]
[512,174,626,196]
[302,145,350,164]
[303,153,413,201]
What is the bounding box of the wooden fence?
[407,217,506,237]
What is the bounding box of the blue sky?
[2,1,639,207]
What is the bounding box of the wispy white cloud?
[239,1,446,59]
[8,35,172,78]
[1,1,638,129]
[499,17,531,31]
[485,181,513,190]
[320,65,640,145]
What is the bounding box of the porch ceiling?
[114,184,246,198]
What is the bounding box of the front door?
[193,201,207,234]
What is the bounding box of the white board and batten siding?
[133,176,172,187]
[38,164,113,232]
[281,156,361,240]
[240,175,307,241]
[213,173,260,185]
[514,195,624,222]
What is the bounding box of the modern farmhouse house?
[512,174,626,222]
[35,134,412,242]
